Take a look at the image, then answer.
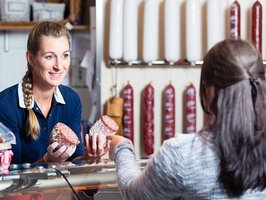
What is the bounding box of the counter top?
[0,159,148,199]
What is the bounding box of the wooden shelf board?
[0,21,89,31]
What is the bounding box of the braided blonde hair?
[22,70,40,140]
[23,21,70,140]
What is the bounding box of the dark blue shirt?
[0,83,84,164]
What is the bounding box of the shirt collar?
[18,81,66,109]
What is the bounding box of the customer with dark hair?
[108,39,266,199]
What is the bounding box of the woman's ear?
[26,51,34,67]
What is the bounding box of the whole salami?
[50,122,80,148]
[185,83,196,133]
[89,115,119,146]
[230,0,241,40]
[143,83,154,155]
[163,83,175,140]
[122,82,134,143]
[252,0,262,54]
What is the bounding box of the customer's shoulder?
[154,133,205,173]
[164,133,200,147]
[162,133,212,157]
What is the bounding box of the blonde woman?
[0,21,106,164]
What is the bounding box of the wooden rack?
[0,21,89,31]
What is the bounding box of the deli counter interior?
[1,0,264,199]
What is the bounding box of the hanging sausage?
[143,0,159,64]
[252,0,262,55]
[186,0,201,64]
[143,83,154,155]
[163,83,175,140]
[122,82,134,143]
[123,0,138,63]
[109,0,123,60]
[207,0,223,51]
[185,83,196,133]
[230,0,241,40]
[164,0,180,64]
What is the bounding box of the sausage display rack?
[108,59,203,68]
[108,59,266,67]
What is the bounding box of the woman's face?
[27,35,70,89]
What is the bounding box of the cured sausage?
[186,0,201,63]
[185,83,196,133]
[109,0,123,60]
[143,83,154,155]
[122,82,134,143]
[165,0,180,64]
[252,0,262,54]
[123,0,138,63]
[50,122,80,148]
[230,0,241,40]
[143,0,159,63]
[207,0,223,50]
[89,115,119,146]
[163,83,175,140]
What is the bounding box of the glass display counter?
[0,159,148,200]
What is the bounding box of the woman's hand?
[83,133,110,163]
[43,142,76,163]
[107,135,131,161]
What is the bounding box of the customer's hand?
[107,135,131,161]
[83,133,110,163]
[43,142,76,163]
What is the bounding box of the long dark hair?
[200,39,266,197]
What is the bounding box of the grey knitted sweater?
[113,133,266,200]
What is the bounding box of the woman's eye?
[63,54,69,59]
[45,55,54,60]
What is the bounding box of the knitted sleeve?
[113,139,185,200]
